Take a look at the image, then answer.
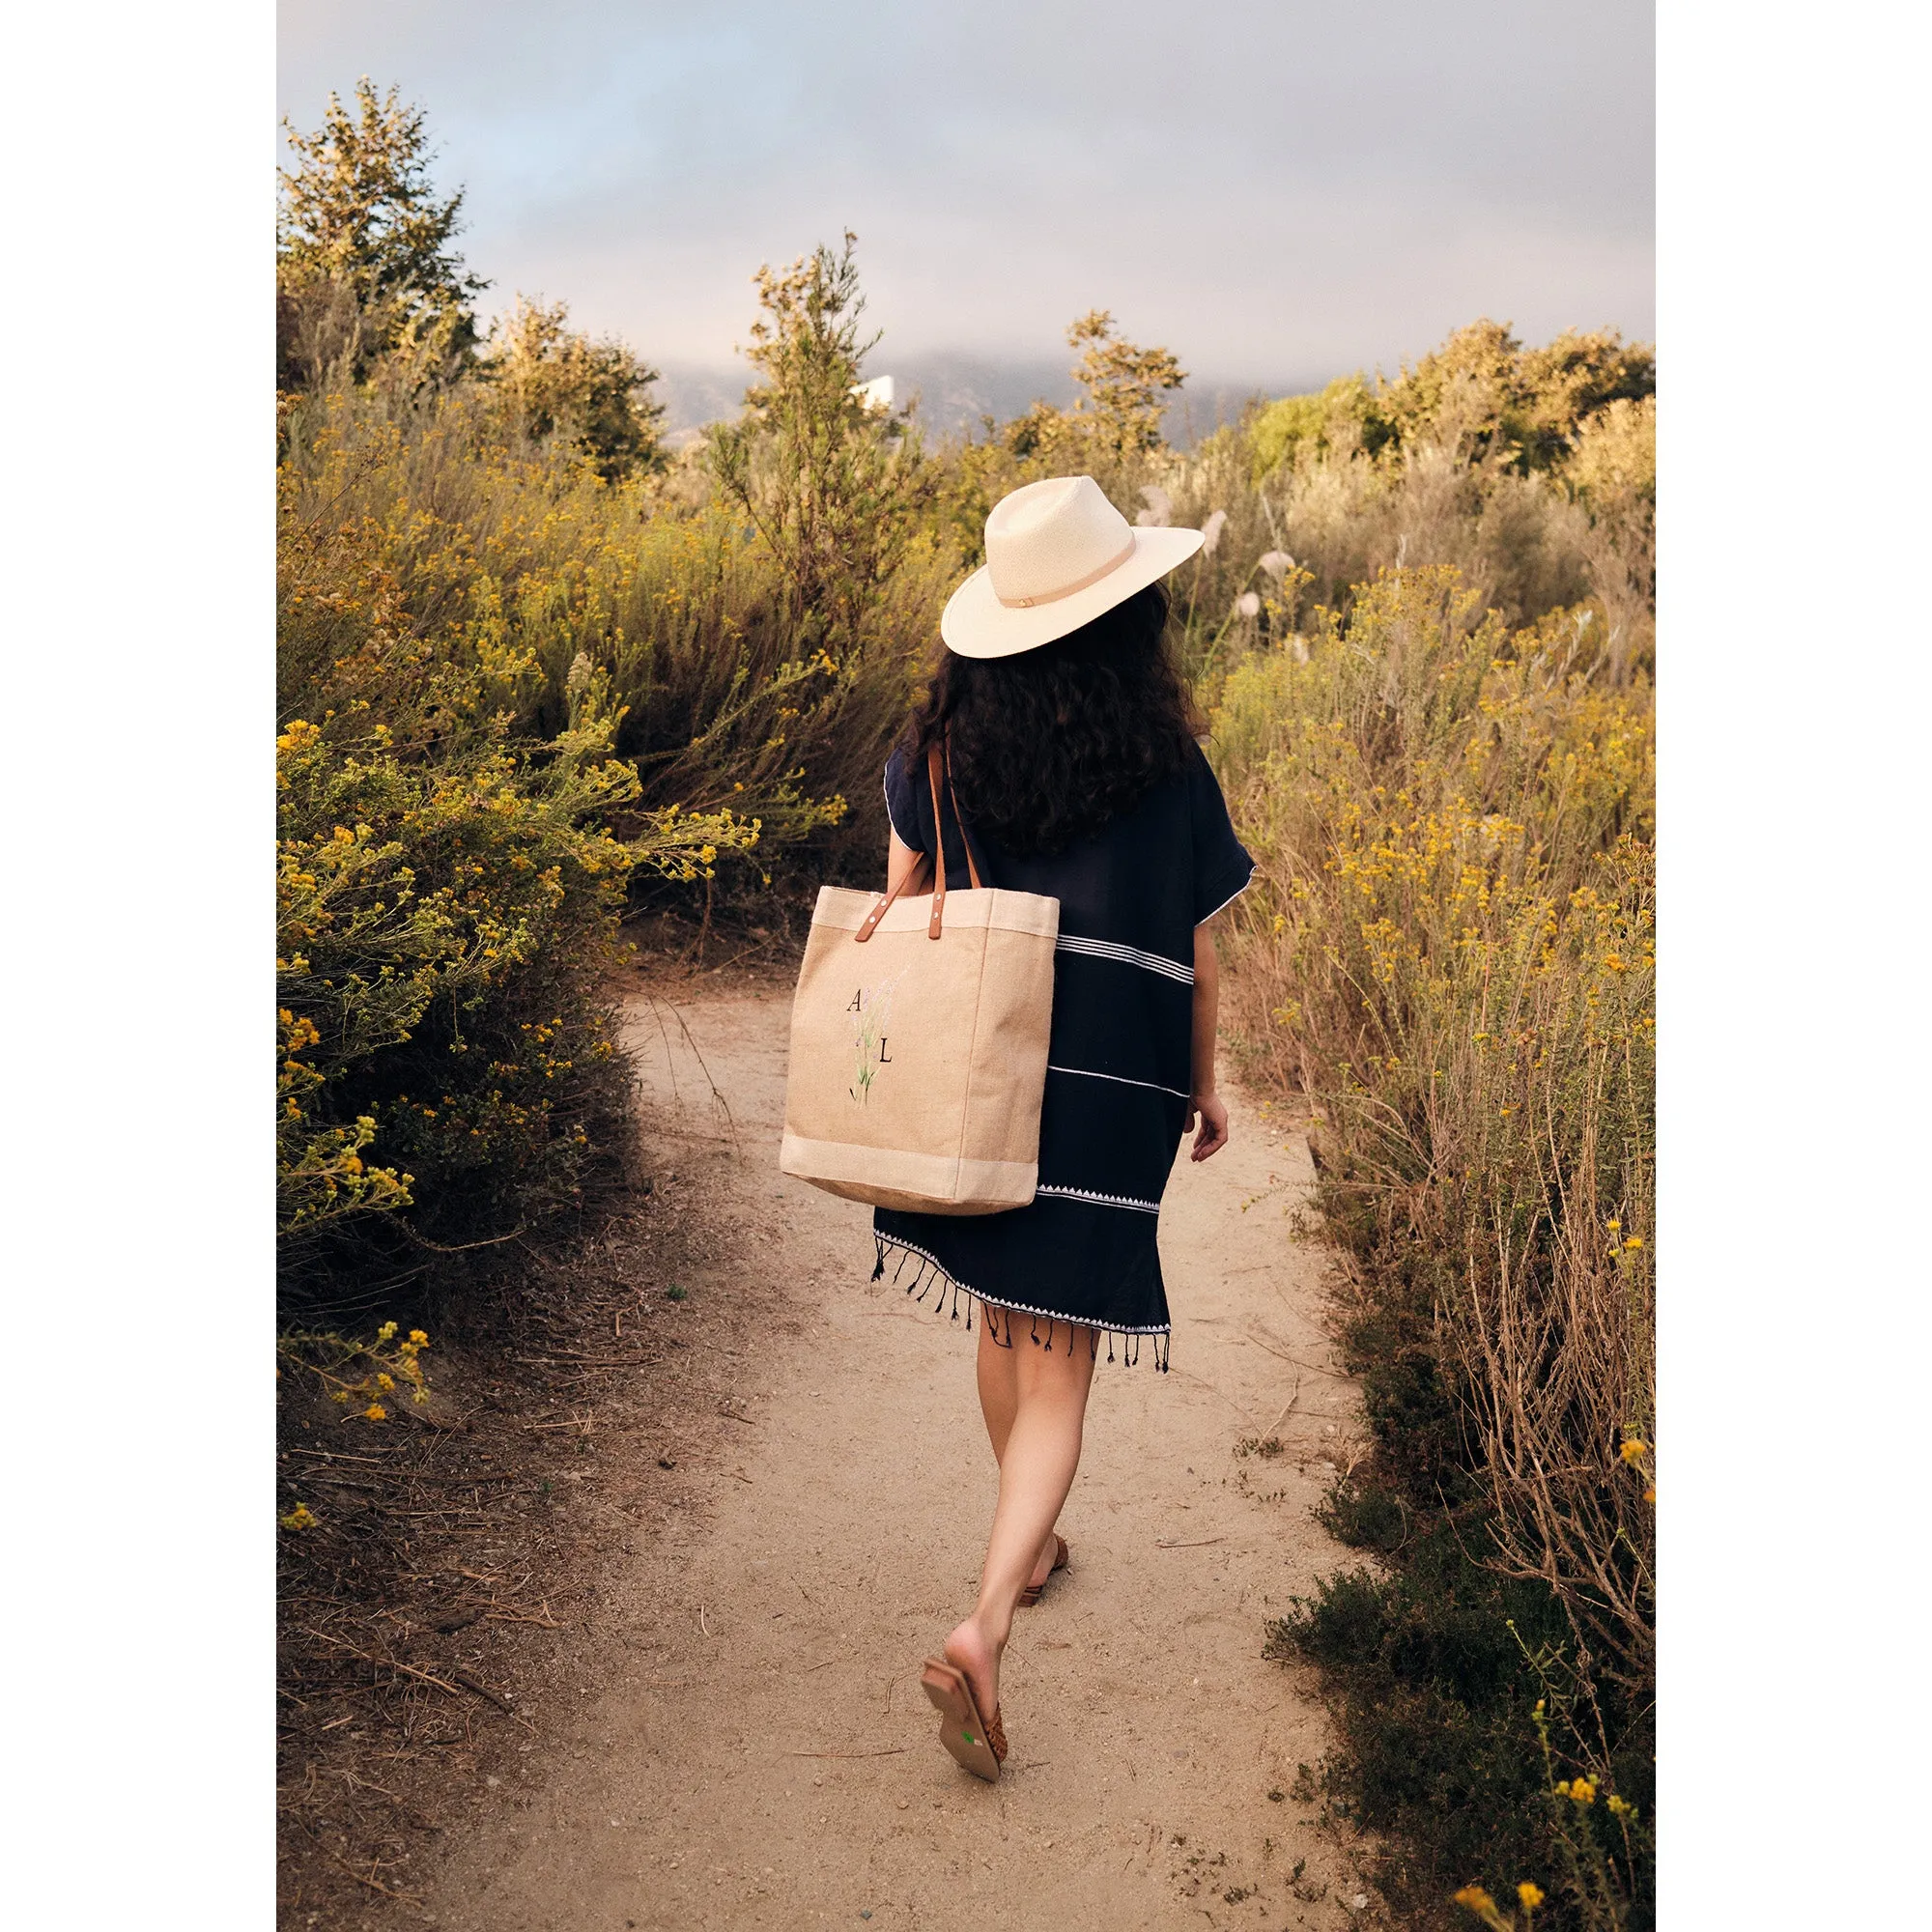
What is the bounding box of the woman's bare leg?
[948,1319,1097,1718]
[975,1315,1073,1594]
[975,1313,1020,1463]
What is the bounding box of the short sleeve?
[883,748,925,853]
[1188,744,1254,924]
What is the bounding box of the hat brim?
[939,526,1207,659]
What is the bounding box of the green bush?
[1268,1521,1653,1931]
[275,711,630,1264]
[276,376,946,882]
[274,485,760,1283]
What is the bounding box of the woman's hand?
[1186,1091,1230,1161]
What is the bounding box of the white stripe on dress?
[1054,933,1195,984]
[1047,1064,1192,1101]
[1035,1183,1162,1215]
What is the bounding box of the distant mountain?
[652,364,749,442]
[652,355,1333,449]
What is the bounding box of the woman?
[876,475,1254,1781]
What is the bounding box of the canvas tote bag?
[779,746,1059,1214]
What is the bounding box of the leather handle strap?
[924,743,948,938]
[852,848,929,942]
[946,741,983,892]
[853,740,982,944]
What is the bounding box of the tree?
[708,232,930,647]
[1250,322,1657,481]
[277,78,487,390]
[1005,310,1187,464]
[485,297,666,482]
[1065,309,1187,455]
[1246,373,1382,477]
[1375,320,1654,471]
[1515,328,1656,469]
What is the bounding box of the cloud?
[278,0,1653,390]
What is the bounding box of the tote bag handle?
[855,742,982,943]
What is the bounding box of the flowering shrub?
[275,531,761,1276]
[276,710,621,1251]
[276,1322,434,1533]
[278,354,946,885]
[278,1321,432,1420]
[1217,566,1654,1926]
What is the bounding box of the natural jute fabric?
[780,757,1059,1213]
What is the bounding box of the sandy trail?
[421,980,1377,1931]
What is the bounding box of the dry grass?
[275,1050,803,1924]
[1211,564,1655,1896]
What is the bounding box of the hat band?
[994,534,1137,610]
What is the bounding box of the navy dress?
[873,742,1254,1369]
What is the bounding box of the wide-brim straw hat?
[941,474,1204,660]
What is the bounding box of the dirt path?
[418,980,1379,1931]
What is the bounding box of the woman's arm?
[1186,919,1231,1160]
[887,829,924,893]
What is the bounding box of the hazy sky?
[278,0,1654,406]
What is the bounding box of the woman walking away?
[875,475,1254,1782]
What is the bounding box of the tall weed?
[1212,567,1655,1923]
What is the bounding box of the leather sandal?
[920,1657,1007,1782]
[1018,1533,1069,1607]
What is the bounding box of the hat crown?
[983,476,1133,608]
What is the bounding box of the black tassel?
[1107,1332,1116,1364]
[870,1239,886,1283]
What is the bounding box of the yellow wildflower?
[279,1503,318,1531]
[1518,1882,1545,1911]
[364,1402,387,1421]
[1453,1887,1496,1915]
[376,1372,395,1391]
[1619,1438,1646,1464]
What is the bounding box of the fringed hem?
[871,1233,1172,1372]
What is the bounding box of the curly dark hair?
[903,582,1203,857]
